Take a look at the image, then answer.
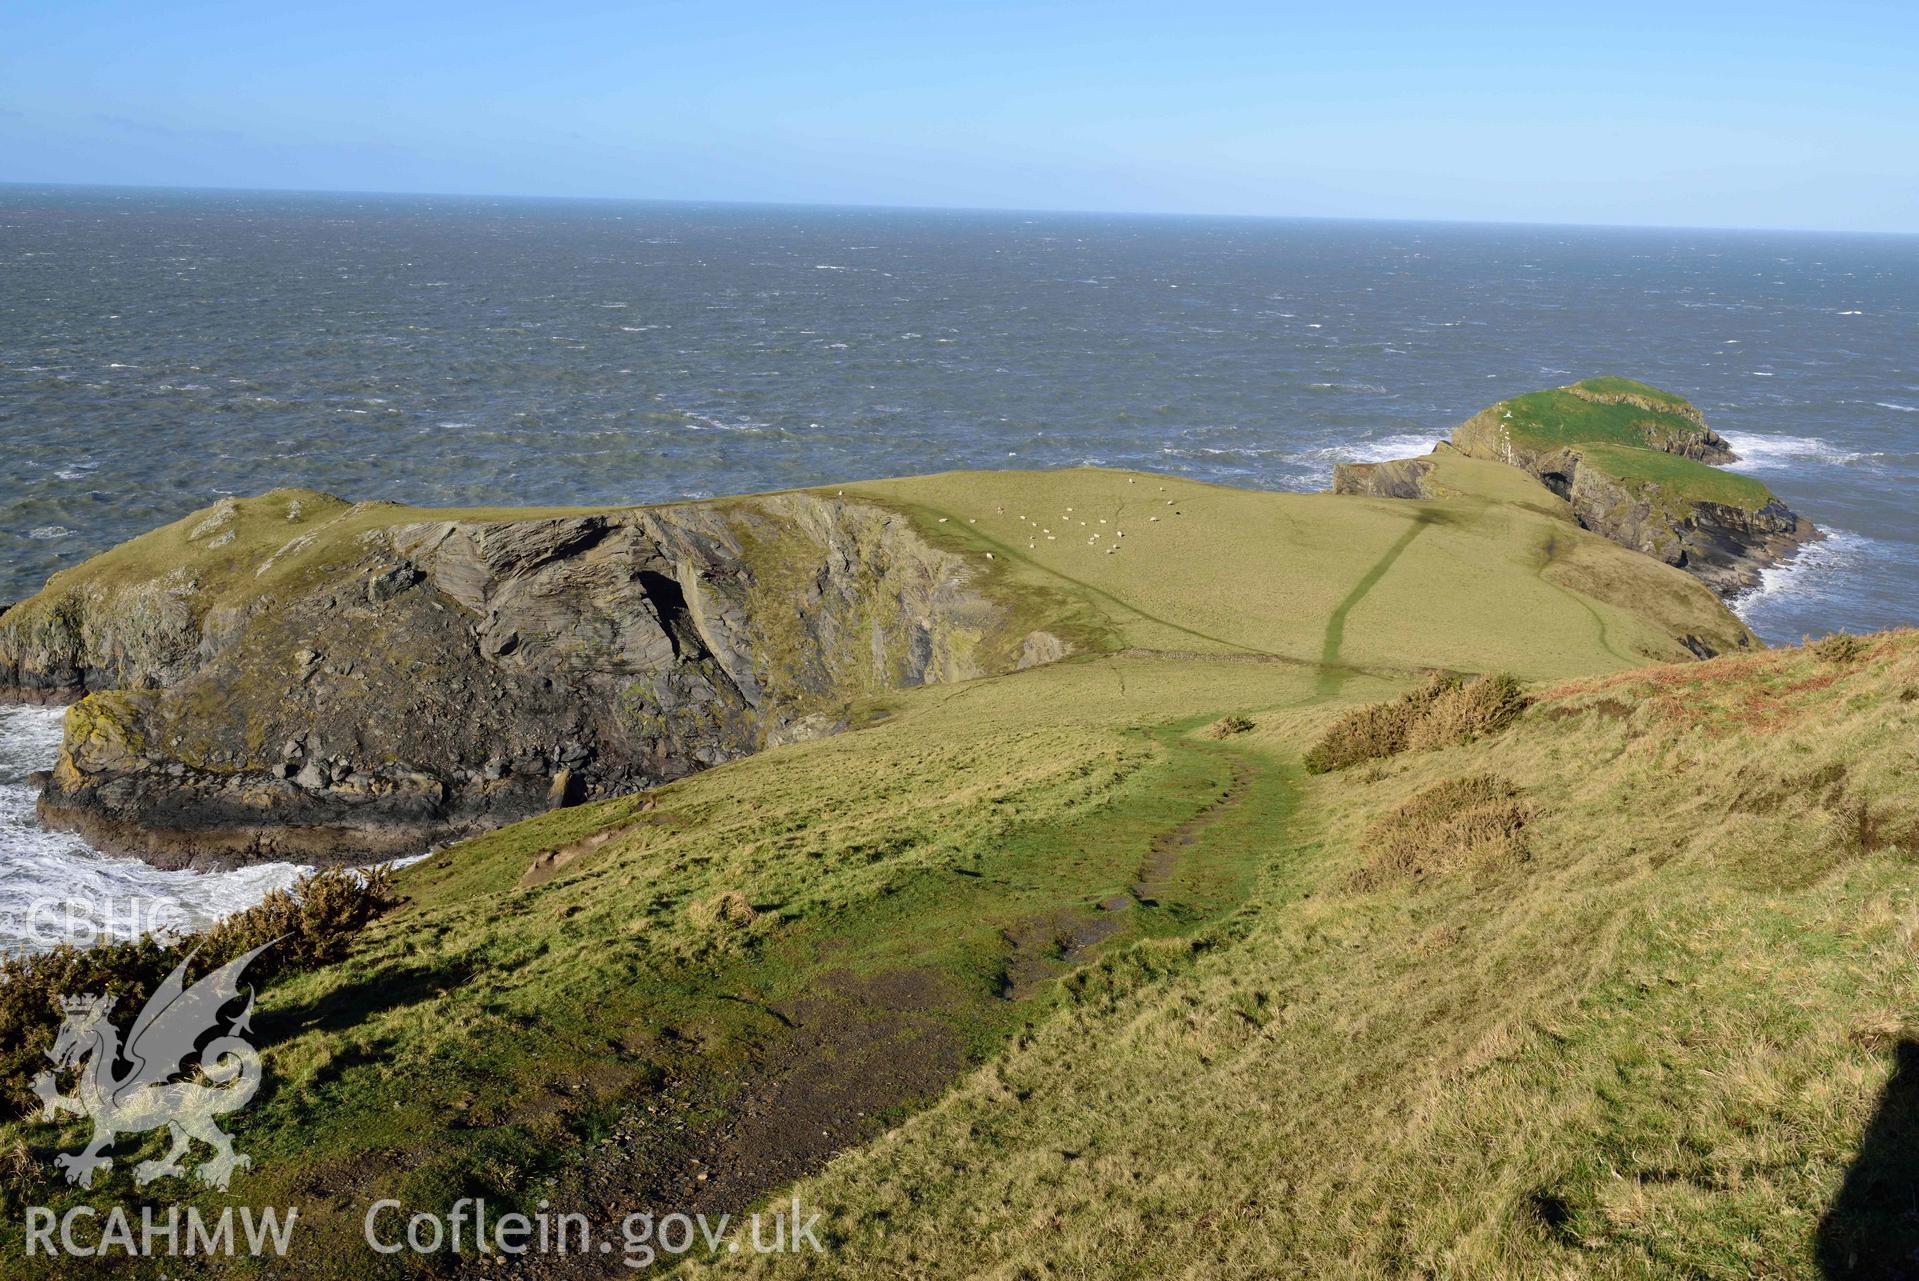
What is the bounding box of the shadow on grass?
[1819,1040,1919,1279]
[1315,509,1443,696]
[249,963,465,1108]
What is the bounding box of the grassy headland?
[4,454,1903,1280]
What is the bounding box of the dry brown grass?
[687,889,760,932]
[1348,773,1531,889]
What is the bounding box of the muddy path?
[514,737,1269,1279]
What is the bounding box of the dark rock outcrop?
[6,491,1058,869]
[1553,465,1814,596]
[1331,457,1441,500]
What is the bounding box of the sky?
[2,0,1915,233]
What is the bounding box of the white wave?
[27,526,74,540]
[1298,433,1442,465]
[0,706,314,956]
[1730,529,1876,624]
[1720,431,1869,471]
[1876,401,1919,414]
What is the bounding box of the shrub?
[1303,675,1461,774]
[0,867,397,1122]
[1407,674,1531,752]
[1350,774,1530,888]
[1814,632,1868,664]
[1209,714,1255,738]
[1305,673,1528,774]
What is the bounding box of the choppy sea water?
[0,704,309,956]
[2,185,1915,949]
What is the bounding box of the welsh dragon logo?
[32,943,272,1191]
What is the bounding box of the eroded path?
[514,727,1284,1278]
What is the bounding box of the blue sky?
[2,0,1914,232]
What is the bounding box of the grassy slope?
[0,465,1783,1278]
[853,465,1750,675]
[1578,442,1774,513]
[714,634,1919,1280]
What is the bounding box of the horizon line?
[3,177,1915,240]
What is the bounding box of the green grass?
[1497,388,1707,455]
[0,460,1828,1279]
[1578,442,1775,513]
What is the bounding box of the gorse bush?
[1303,675,1459,774]
[1304,674,1530,774]
[1209,714,1255,738]
[1407,673,1530,752]
[1814,632,1868,664]
[0,866,397,1123]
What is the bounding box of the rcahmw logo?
[22,942,301,1260]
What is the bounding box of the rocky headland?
[1333,377,1814,595]
[3,391,1777,872]
[0,488,1058,868]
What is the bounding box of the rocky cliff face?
[1330,457,1441,500]
[2,490,1054,869]
[1555,461,1812,595]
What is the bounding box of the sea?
[2,184,1915,952]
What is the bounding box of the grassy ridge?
[1567,375,1700,412]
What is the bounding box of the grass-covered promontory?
[9,458,1905,1280]
[1454,378,1758,514]
[1439,378,1809,594]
